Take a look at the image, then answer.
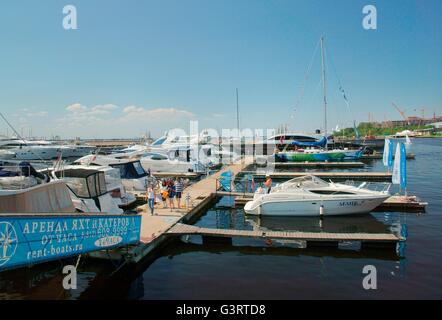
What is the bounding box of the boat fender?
[319,204,325,216]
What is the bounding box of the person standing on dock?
[175,178,184,209]
[147,185,156,215]
[264,174,272,194]
[167,179,176,211]
[160,180,168,208]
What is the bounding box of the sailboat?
[274,37,363,162]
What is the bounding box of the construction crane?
[392,102,410,125]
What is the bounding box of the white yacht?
[244,175,390,216]
[0,137,95,160]
[46,167,123,214]
[75,154,155,192]
[48,164,137,210]
[0,163,75,213]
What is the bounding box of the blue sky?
[0,0,441,138]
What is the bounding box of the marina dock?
[89,157,254,263]
[253,161,366,168]
[89,157,406,264]
[167,223,402,248]
[229,192,427,213]
[244,171,393,181]
[361,153,416,160]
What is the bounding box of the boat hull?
[244,195,389,217]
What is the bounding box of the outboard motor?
[19,162,50,183]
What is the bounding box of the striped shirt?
[175,182,184,193]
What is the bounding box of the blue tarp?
[290,136,327,147]
[219,171,233,192]
[0,214,141,271]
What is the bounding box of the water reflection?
[246,214,394,234]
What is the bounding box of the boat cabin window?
[309,190,356,195]
[170,149,191,162]
[150,154,168,161]
[111,161,147,179]
[54,169,108,198]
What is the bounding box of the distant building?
[363,115,442,128]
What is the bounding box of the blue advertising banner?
[0,214,141,271]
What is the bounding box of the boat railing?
[343,180,391,193]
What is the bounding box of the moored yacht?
[244,175,390,216]
[0,163,75,213]
[75,154,155,192]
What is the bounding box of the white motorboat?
[244,175,390,216]
[46,167,123,214]
[75,154,155,192]
[48,164,137,210]
[0,163,75,213]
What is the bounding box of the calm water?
[1,138,441,299]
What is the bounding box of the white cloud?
[27,111,48,117]
[55,103,196,138]
[92,104,118,113]
[66,103,87,113]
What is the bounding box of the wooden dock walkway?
[361,153,415,160]
[255,162,365,168]
[167,223,402,246]
[89,157,255,263]
[89,156,411,264]
[248,171,392,181]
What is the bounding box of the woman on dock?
[147,185,156,215]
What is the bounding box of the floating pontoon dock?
[167,223,402,249]
[253,162,366,168]
[245,171,392,181]
[228,192,427,213]
[89,157,407,265]
[361,153,416,160]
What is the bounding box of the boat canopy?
[0,180,75,213]
[109,160,148,179]
[290,136,327,147]
[54,169,107,199]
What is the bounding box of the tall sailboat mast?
[236,88,240,133]
[320,36,328,147]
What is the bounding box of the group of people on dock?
[146,177,186,215]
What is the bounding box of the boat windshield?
[62,172,107,198]
[275,175,329,191]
